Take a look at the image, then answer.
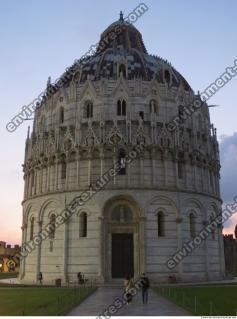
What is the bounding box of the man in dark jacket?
[38,272,43,285]
[141,273,150,304]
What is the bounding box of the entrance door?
[112,233,134,278]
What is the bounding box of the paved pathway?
[67,287,188,316]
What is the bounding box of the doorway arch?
[101,195,145,281]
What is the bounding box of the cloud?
[219,132,237,233]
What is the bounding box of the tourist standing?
[141,273,150,304]
[38,272,43,285]
[77,272,83,284]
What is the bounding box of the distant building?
[0,241,20,272]
[223,232,237,276]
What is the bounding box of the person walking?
[77,272,83,284]
[124,275,134,304]
[141,273,150,304]
[38,272,43,285]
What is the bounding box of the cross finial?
[119,11,124,21]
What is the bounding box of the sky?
[0,0,237,245]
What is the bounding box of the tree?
[235,224,237,240]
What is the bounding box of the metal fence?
[156,286,227,316]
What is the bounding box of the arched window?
[31,170,35,188]
[157,211,165,237]
[139,111,144,120]
[210,214,216,240]
[49,214,56,239]
[117,99,126,116]
[164,69,171,85]
[122,100,126,115]
[118,149,126,175]
[178,161,184,179]
[59,107,64,124]
[111,205,133,222]
[85,101,93,118]
[119,64,126,77]
[211,230,215,240]
[178,105,185,120]
[209,171,213,191]
[40,115,46,131]
[149,100,158,114]
[61,158,67,180]
[30,217,34,240]
[189,212,196,238]
[79,212,87,237]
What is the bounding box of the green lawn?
[0,286,95,316]
[155,285,237,316]
[0,272,18,279]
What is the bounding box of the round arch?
[39,198,60,222]
[183,198,207,220]
[101,194,145,281]
[102,194,142,220]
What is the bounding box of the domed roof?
[76,13,191,91]
[97,11,147,54]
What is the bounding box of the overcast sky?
[0,0,236,245]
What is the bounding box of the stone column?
[212,171,216,194]
[139,216,146,275]
[25,171,30,198]
[193,164,198,190]
[162,151,168,187]
[23,174,27,199]
[35,220,43,282]
[184,162,188,189]
[202,220,210,280]
[88,155,92,186]
[54,157,59,191]
[47,165,51,192]
[62,219,69,283]
[140,156,144,186]
[65,153,70,190]
[36,167,40,195]
[175,161,179,188]
[176,215,183,279]
[112,151,116,186]
[98,216,105,282]
[127,149,131,187]
[218,226,225,278]
[28,171,32,197]
[44,165,48,193]
[76,152,80,187]
[207,168,211,194]
[217,173,221,197]
[20,223,28,280]
[33,169,37,195]
[100,149,104,178]
[151,149,156,186]
[200,166,204,192]
[40,166,44,194]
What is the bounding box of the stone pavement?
[67,287,188,316]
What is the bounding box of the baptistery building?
[20,14,225,284]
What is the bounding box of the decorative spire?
[119,11,124,21]
[27,126,30,139]
[47,76,51,88]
